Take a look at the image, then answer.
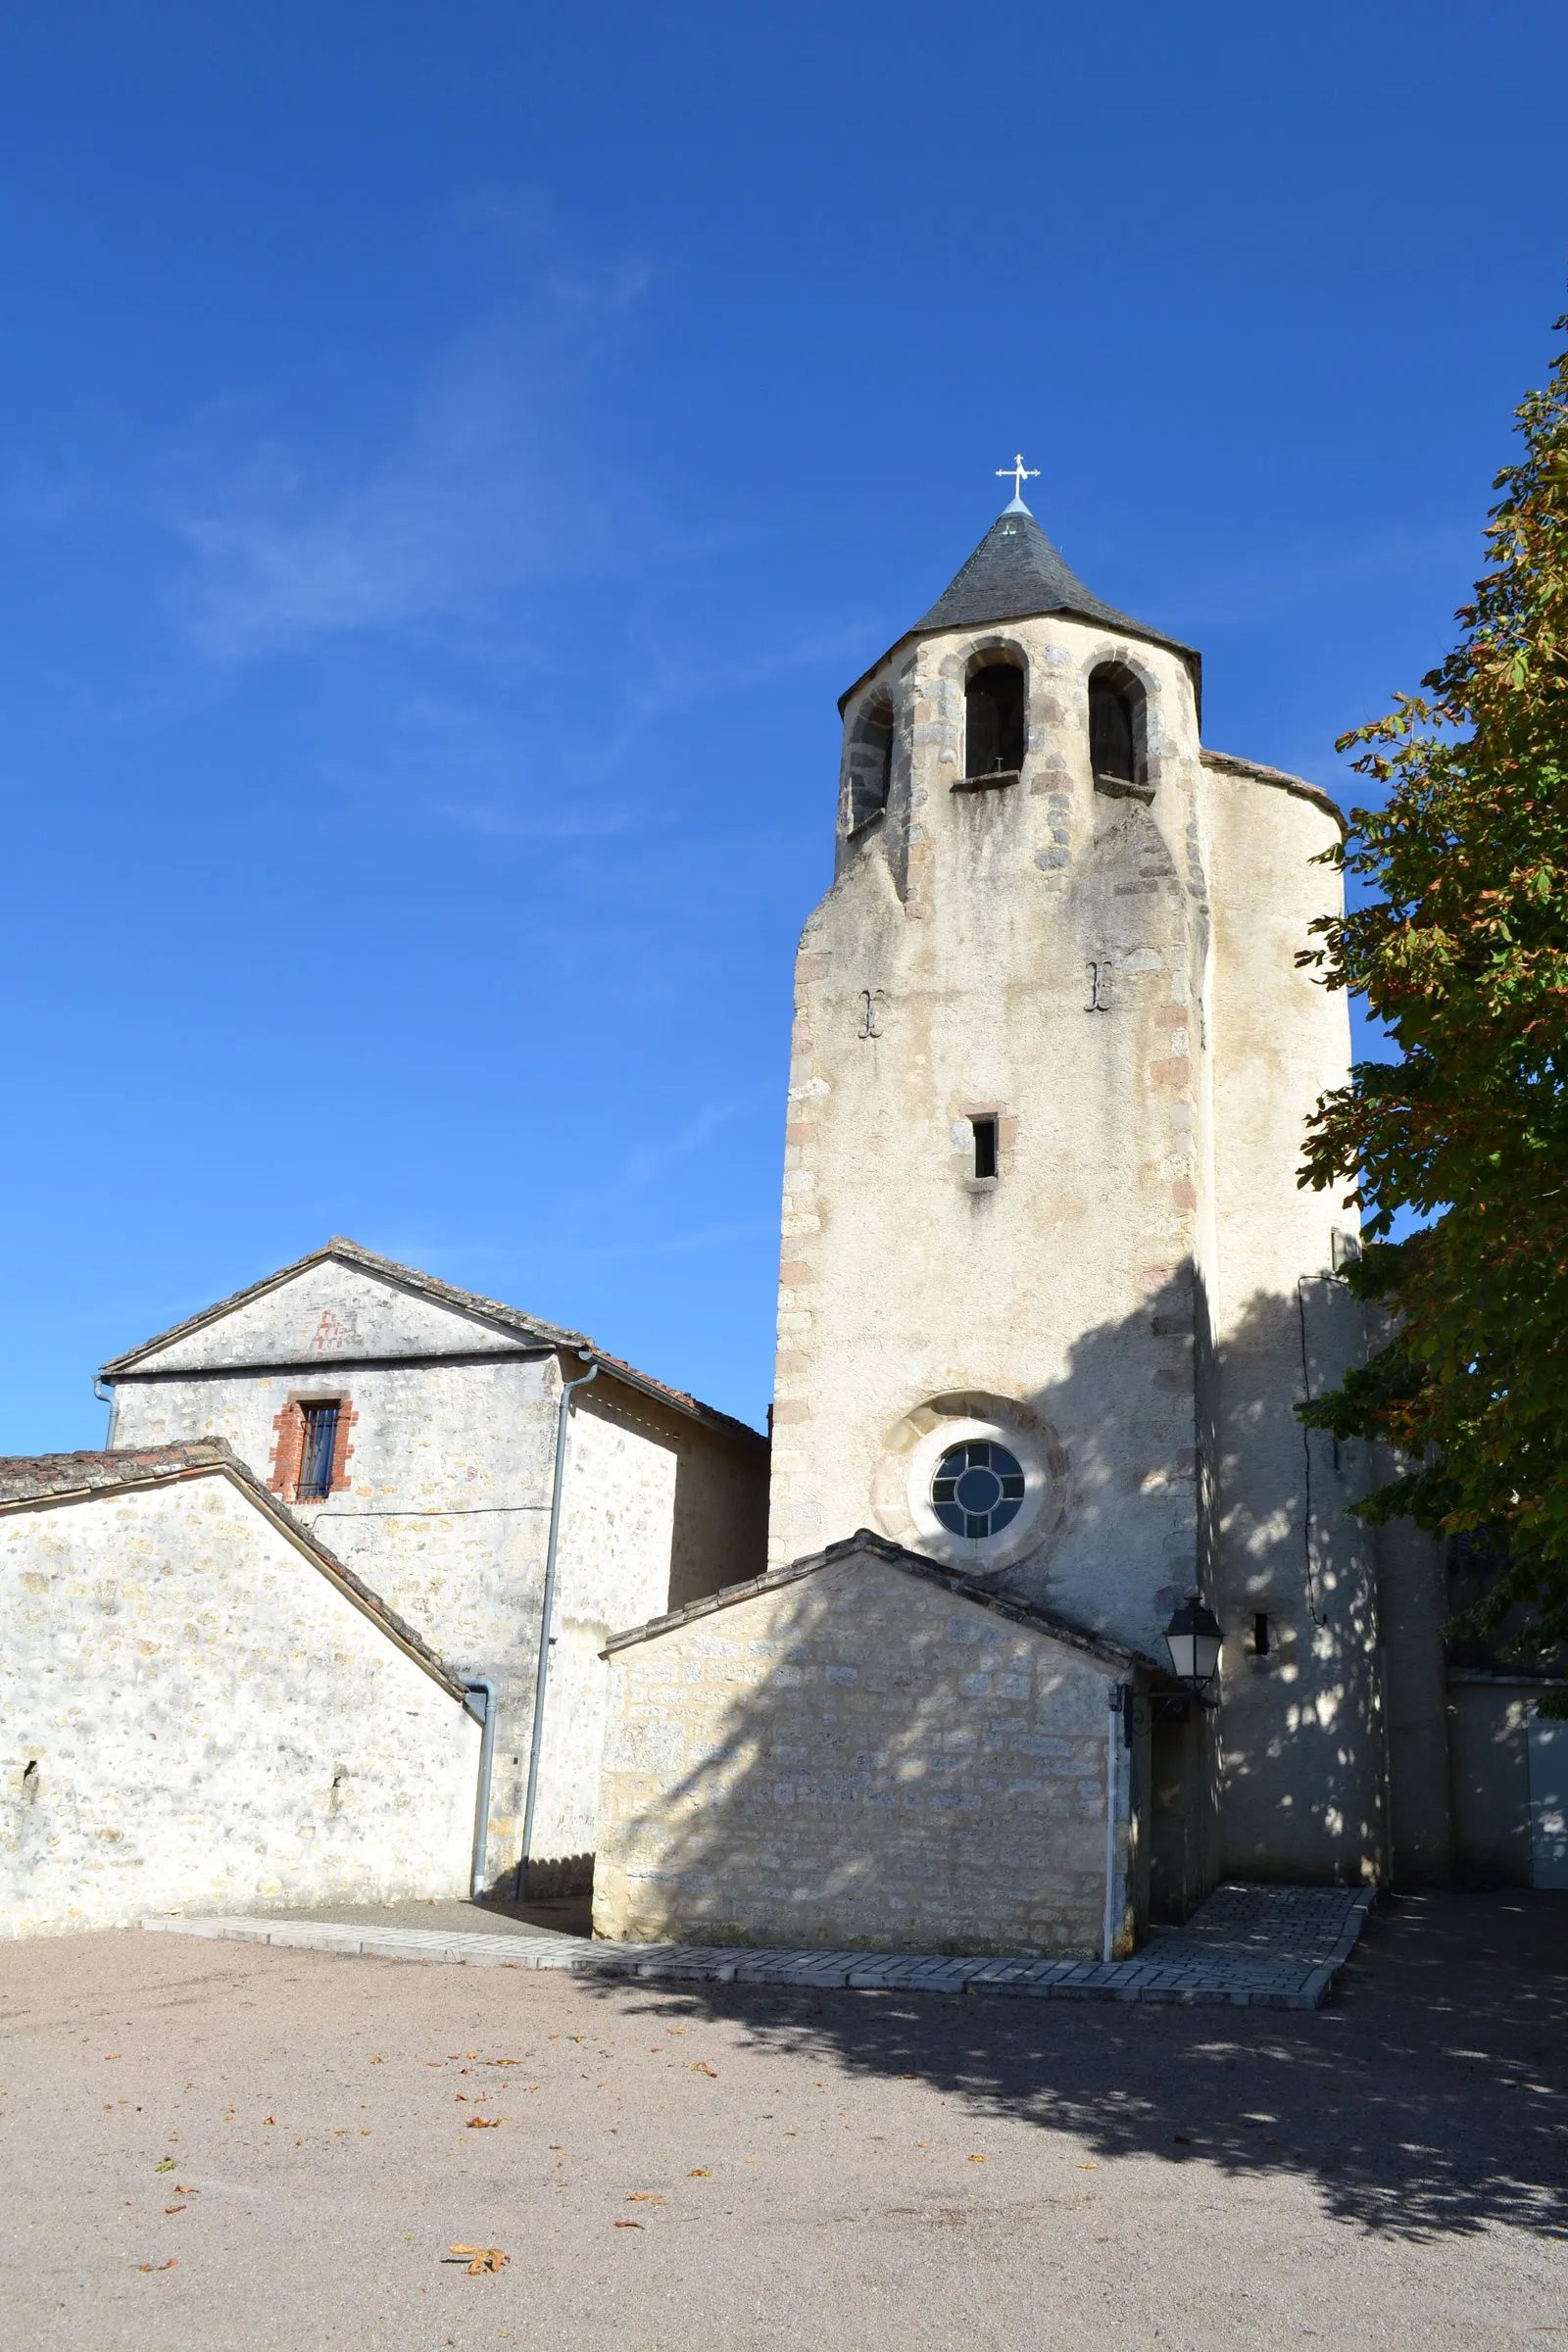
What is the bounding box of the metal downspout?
[516,1351,599,1902]
[93,1376,118,1449]
[462,1677,499,1901]
[1103,1684,1129,1963]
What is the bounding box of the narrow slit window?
[297,1401,341,1501]
[964,663,1025,779]
[971,1116,999,1181]
[1252,1611,1271,1656]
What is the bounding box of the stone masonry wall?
[110,1259,769,1891]
[766,593,1397,1893]
[1,1472,479,1936]
[594,1555,1131,1958]
[1200,762,1386,1884]
[769,612,1207,1665]
[112,1348,562,1889]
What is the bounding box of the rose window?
[930,1440,1026,1540]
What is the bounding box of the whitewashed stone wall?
[0,1470,479,1937]
[765,605,1388,1890]
[594,1547,1141,1958]
[770,613,1220,1652]
[1200,765,1385,1882]
[527,1392,681,1875]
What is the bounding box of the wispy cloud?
[612,1097,769,1194]
[164,248,656,665]
[426,797,636,840]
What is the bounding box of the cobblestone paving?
[143,1881,1373,2007]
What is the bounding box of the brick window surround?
[269,1396,357,1504]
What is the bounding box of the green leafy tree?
[1298,319,1568,1700]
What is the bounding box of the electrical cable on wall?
[307,1502,548,1521]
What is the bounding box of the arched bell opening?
[1089,662,1152,800]
[845,691,896,831]
[963,658,1026,783]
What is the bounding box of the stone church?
[3,488,1558,1950]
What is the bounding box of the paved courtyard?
[141,1880,1376,2008]
[0,1891,1564,2351]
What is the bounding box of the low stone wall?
[594,1550,1131,1957]
[1,1471,479,1937]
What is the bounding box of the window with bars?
[270,1396,353,1503]
[296,1401,341,1500]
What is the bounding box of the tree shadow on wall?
[581,1889,1568,2244]
[607,1272,1390,1954]
[997,1266,1386,1887]
[581,1277,1561,2238]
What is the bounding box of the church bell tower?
[766,477,1385,1896]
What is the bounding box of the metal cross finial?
[996,453,1040,503]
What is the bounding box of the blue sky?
[1,0,1564,1450]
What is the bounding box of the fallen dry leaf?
[173,2186,198,2195]
[263,2116,275,2127]
[164,2205,186,2216]
[466,2117,502,2130]
[692,2062,717,2079]
[137,2258,177,2274]
[626,2193,666,2204]
[968,2155,986,2165]
[155,2159,175,2175]
[613,2220,644,2230]
[1078,2163,1099,2171]
[688,2169,710,2179]
[448,2244,510,2275]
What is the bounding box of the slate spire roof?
[839,493,1200,711]
[916,498,1164,642]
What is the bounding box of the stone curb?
[139,1884,1373,2009]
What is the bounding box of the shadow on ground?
[582,1889,1568,2242]
[280,1890,594,1938]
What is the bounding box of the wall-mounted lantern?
[1162,1593,1223,1704]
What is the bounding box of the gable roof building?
[101,1235,761,1445]
[96,1240,770,1904]
[594,1528,1155,1958]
